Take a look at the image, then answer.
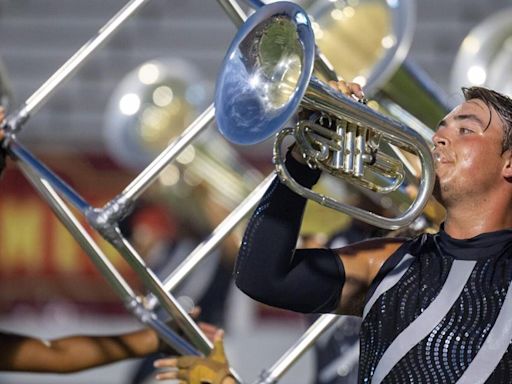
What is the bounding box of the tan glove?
[154,329,234,384]
[157,307,216,354]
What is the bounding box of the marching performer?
[158,82,512,383]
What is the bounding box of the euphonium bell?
[215,1,435,230]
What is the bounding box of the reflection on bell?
[215,2,315,145]
[256,16,303,109]
[103,58,208,170]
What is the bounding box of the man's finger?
[328,80,338,90]
[155,370,179,381]
[328,80,350,95]
[327,80,365,100]
[210,329,227,364]
[154,357,178,368]
[337,82,351,95]
[213,329,224,343]
[348,82,365,99]
[189,306,201,319]
[198,322,218,342]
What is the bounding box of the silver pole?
[15,160,199,356]
[83,104,215,240]
[216,0,247,27]
[160,173,275,293]
[121,103,215,202]
[17,162,135,301]
[8,140,91,213]
[253,314,340,384]
[8,140,210,355]
[108,230,245,381]
[6,0,151,131]
[105,228,214,356]
[86,0,244,226]
[7,132,215,354]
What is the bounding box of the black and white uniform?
[234,155,512,384]
[361,227,512,384]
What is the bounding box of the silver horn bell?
[215,1,435,230]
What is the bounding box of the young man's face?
[432,98,509,206]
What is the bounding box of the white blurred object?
[450,7,512,97]
[103,58,209,171]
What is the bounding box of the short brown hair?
[462,86,512,153]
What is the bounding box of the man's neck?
[443,192,512,239]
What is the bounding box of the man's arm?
[0,328,160,373]
[334,238,404,316]
[234,150,403,315]
[235,101,404,315]
[235,156,403,316]
[235,152,344,313]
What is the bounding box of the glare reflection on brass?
[215,3,315,144]
[256,18,303,110]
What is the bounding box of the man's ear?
[502,149,512,180]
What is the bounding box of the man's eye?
[459,127,473,134]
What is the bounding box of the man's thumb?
[210,329,227,364]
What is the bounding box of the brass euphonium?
[215,1,435,230]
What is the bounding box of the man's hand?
[158,307,220,354]
[327,80,365,100]
[154,330,234,384]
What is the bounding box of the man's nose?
[432,130,448,147]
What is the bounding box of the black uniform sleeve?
[234,151,345,313]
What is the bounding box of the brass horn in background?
[103,57,262,217]
[215,1,435,230]
[450,6,512,97]
[103,57,263,299]
[237,0,453,129]
[300,0,452,127]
